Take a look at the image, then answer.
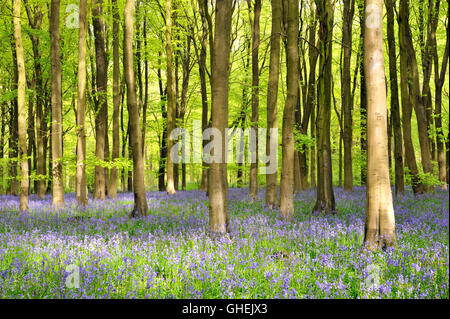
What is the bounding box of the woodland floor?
[0,187,448,298]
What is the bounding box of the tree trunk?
[401,0,433,183]
[398,0,425,195]
[124,0,148,217]
[280,0,299,220]
[92,0,107,200]
[248,0,261,199]
[0,103,4,193]
[363,0,396,250]
[209,0,233,234]
[157,49,167,192]
[14,0,28,211]
[312,0,335,214]
[165,0,176,195]
[50,0,64,208]
[109,0,120,199]
[307,6,318,190]
[198,0,209,191]
[76,0,88,205]
[358,1,367,186]
[24,2,45,198]
[433,1,449,190]
[420,0,439,162]
[385,0,405,196]
[265,0,281,209]
[9,39,19,196]
[342,0,355,192]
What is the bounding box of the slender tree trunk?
[76,0,88,205]
[358,1,367,186]
[50,0,64,208]
[14,0,28,211]
[109,0,120,199]
[294,84,302,193]
[313,0,335,214]
[0,103,4,193]
[342,0,355,192]
[363,0,396,250]
[120,83,127,192]
[179,35,191,191]
[307,6,318,190]
[248,0,261,199]
[265,0,282,209]
[124,0,147,217]
[385,0,404,196]
[9,38,19,196]
[280,0,299,220]
[420,0,439,162]
[398,0,425,195]
[433,1,449,190]
[25,2,45,198]
[401,0,433,182]
[209,0,233,234]
[141,16,149,156]
[166,0,176,195]
[92,0,108,200]
[198,0,209,191]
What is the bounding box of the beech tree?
[166,0,176,195]
[209,0,233,234]
[124,0,147,216]
[265,0,282,209]
[280,0,299,220]
[385,0,405,196]
[76,0,88,206]
[13,0,28,212]
[313,0,335,214]
[92,0,108,200]
[109,0,121,199]
[248,0,261,199]
[342,0,355,192]
[50,0,64,208]
[363,0,396,250]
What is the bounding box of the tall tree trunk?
[124,0,148,217]
[313,0,335,214]
[342,0,355,192]
[0,102,4,193]
[280,0,299,220]
[109,0,120,199]
[179,35,191,191]
[24,1,46,198]
[265,0,282,209]
[166,0,176,195]
[141,16,149,156]
[76,0,88,205]
[92,0,108,200]
[358,1,367,186]
[398,0,425,195]
[433,0,449,190]
[385,0,405,196]
[157,50,167,192]
[420,0,439,162]
[248,0,261,199]
[50,0,64,208]
[401,0,433,183]
[198,0,209,191]
[209,0,233,234]
[14,0,28,211]
[307,5,318,190]
[363,0,396,250]
[9,38,19,196]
